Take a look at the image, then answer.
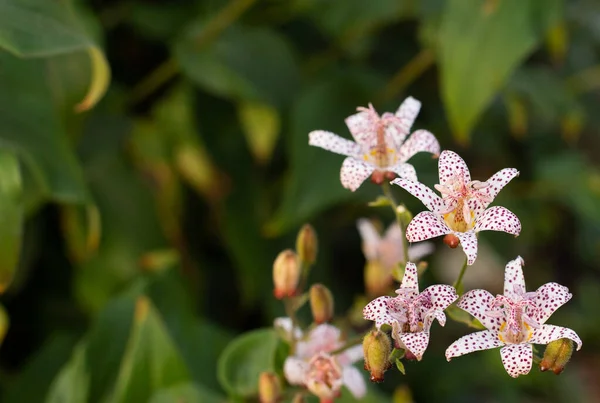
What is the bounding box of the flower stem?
[284,298,299,350]
[452,257,469,294]
[381,181,410,265]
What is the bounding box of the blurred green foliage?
[0,0,599,402]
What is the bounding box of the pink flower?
[363,262,457,360]
[445,256,582,378]
[392,150,521,265]
[282,322,365,402]
[357,219,434,270]
[309,97,440,191]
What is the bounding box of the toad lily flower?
[309,97,440,191]
[363,262,457,360]
[445,257,582,378]
[392,150,521,265]
[282,321,366,402]
[358,219,434,296]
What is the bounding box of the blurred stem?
[375,48,435,104]
[381,182,409,264]
[452,257,469,294]
[284,298,299,350]
[127,0,257,107]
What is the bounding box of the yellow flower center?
[442,198,475,232]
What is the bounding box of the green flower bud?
[540,338,574,375]
[310,284,334,324]
[296,224,318,265]
[258,372,281,403]
[273,250,300,299]
[363,330,392,382]
[365,260,393,297]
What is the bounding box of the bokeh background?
[0,0,599,402]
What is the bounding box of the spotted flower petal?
[345,110,375,146]
[500,344,533,378]
[398,129,440,163]
[392,96,421,143]
[340,157,375,191]
[389,162,418,182]
[481,168,520,208]
[455,230,478,265]
[357,218,382,261]
[424,309,447,328]
[308,130,362,158]
[422,284,458,312]
[400,262,419,294]
[529,324,582,350]
[457,289,502,331]
[337,345,364,366]
[399,331,430,361]
[438,150,471,186]
[405,211,451,242]
[284,357,308,385]
[502,256,526,296]
[445,330,503,360]
[474,206,521,235]
[296,324,342,359]
[342,366,367,399]
[391,178,445,212]
[363,296,397,329]
[533,283,572,325]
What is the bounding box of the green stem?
[381,182,410,264]
[284,298,299,351]
[452,257,469,293]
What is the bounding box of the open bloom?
[309,97,440,191]
[392,150,521,265]
[281,320,365,402]
[363,262,457,360]
[445,256,582,378]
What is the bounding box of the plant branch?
[381,181,410,265]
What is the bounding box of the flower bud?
[363,330,392,382]
[273,250,300,299]
[540,338,574,375]
[310,284,334,324]
[296,224,318,266]
[258,372,281,403]
[443,234,460,249]
[370,170,385,185]
[365,261,392,297]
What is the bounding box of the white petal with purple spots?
[530,324,582,351]
[445,330,503,360]
[398,129,440,162]
[389,162,418,182]
[457,289,502,332]
[533,282,572,325]
[475,206,521,236]
[399,331,430,361]
[500,344,532,378]
[438,150,471,186]
[405,211,451,242]
[340,157,374,191]
[308,130,362,158]
[455,230,478,265]
[503,256,526,297]
[400,262,420,294]
[391,178,445,213]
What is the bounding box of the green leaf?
[0,150,23,293]
[0,0,92,57]
[395,358,406,375]
[217,328,279,398]
[109,296,193,403]
[237,101,281,164]
[266,69,383,235]
[176,24,299,107]
[0,51,89,204]
[438,0,562,143]
[446,304,485,329]
[149,383,226,403]
[45,343,90,403]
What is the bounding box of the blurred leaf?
[0,150,23,293]
[176,24,299,107]
[237,101,280,164]
[447,305,486,329]
[110,296,192,403]
[438,0,562,143]
[0,51,89,203]
[45,343,89,403]
[0,0,92,57]
[149,383,226,403]
[60,203,101,263]
[4,333,78,403]
[217,328,279,397]
[266,69,383,235]
[74,47,111,112]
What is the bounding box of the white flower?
[445,257,582,378]
[392,150,521,265]
[309,97,440,191]
[281,322,366,401]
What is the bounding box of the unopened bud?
[258,372,281,403]
[385,171,397,181]
[363,330,392,382]
[417,261,428,276]
[273,250,300,299]
[291,393,305,403]
[540,338,574,375]
[365,261,392,297]
[310,284,334,324]
[443,234,460,249]
[296,224,318,265]
[396,205,413,228]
